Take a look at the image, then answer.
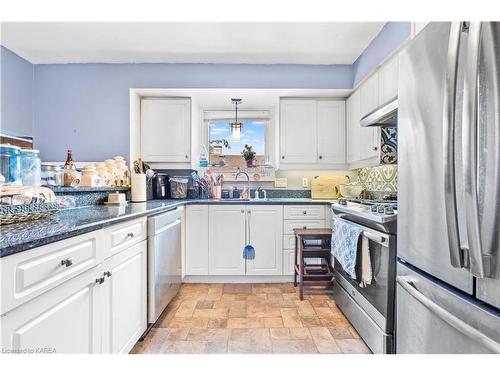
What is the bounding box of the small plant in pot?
[241,144,256,167]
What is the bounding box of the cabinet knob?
[241,209,245,213]
[60,258,73,267]
[281,156,285,160]
[104,271,112,277]
[373,146,378,151]
[185,155,189,159]
[303,226,307,230]
[302,210,307,215]
[319,155,323,160]
[127,232,135,238]
[95,277,105,285]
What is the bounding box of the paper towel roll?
[131,173,147,202]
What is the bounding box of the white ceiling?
[1,22,385,64]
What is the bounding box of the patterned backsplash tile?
[357,164,397,194]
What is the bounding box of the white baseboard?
[182,275,294,283]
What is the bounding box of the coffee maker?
[151,173,170,199]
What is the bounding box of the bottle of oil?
[63,148,78,186]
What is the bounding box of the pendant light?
[230,98,242,142]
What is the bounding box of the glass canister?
[0,144,22,185]
[41,163,64,186]
[20,149,42,186]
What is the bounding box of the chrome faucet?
[235,168,250,199]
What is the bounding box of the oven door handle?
[332,213,389,247]
[363,231,387,246]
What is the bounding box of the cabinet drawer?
[283,220,325,235]
[284,205,325,220]
[104,218,147,258]
[283,249,295,275]
[1,230,104,315]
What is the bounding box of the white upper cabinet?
[245,205,283,276]
[317,100,345,164]
[378,55,399,104]
[185,205,209,275]
[280,99,345,167]
[280,99,317,164]
[360,72,380,118]
[208,205,246,275]
[346,91,361,164]
[140,98,191,162]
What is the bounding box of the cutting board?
[311,176,349,199]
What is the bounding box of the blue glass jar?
[0,144,22,185]
[20,149,42,186]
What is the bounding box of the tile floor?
[131,283,371,354]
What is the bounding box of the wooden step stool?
[293,228,334,300]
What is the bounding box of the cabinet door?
[360,72,380,118]
[0,266,101,354]
[317,100,345,164]
[101,241,147,354]
[283,249,295,276]
[359,126,379,161]
[346,91,361,163]
[246,205,283,275]
[208,205,246,275]
[185,205,209,275]
[140,98,191,162]
[280,100,317,163]
[379,55,399,104]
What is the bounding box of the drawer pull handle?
[95,277,105,285]
[104,271,112,277]
[127,232,135,238]
[60,258,73,267]
[302,211,307,215]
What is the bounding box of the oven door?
[331,215,396,332]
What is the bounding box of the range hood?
[360,98,398,127]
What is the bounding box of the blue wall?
[352,22,411,87]
[1,47,34,137]
[33,63,353,161]
[1,21,411,161]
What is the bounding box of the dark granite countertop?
[0,198,334,257]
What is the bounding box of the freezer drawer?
[396,261,500,353]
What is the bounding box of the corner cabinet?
[140,98,191,163]
[280,99,345,169]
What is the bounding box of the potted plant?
[241,144,256,167]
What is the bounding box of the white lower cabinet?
[246,205,283,276]
[185,205,209,275]
[1,222,148,354]
[209,205,246,275]
[1,265,102,353]
[283,249,295,276]
[100,241,147,354]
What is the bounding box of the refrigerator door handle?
[397,275,500,353]
[463,22,486,277]
[443,22,467,268]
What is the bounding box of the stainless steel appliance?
[331,199,397,354]
[147,207,182,324]
[397,22,500,353]
[360,98,398,127]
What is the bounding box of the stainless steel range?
[331,198,397,354]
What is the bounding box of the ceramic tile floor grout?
[131,283,371,354]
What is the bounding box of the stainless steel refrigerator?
[397,22,500,353]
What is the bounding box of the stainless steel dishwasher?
[147,207,182,324]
